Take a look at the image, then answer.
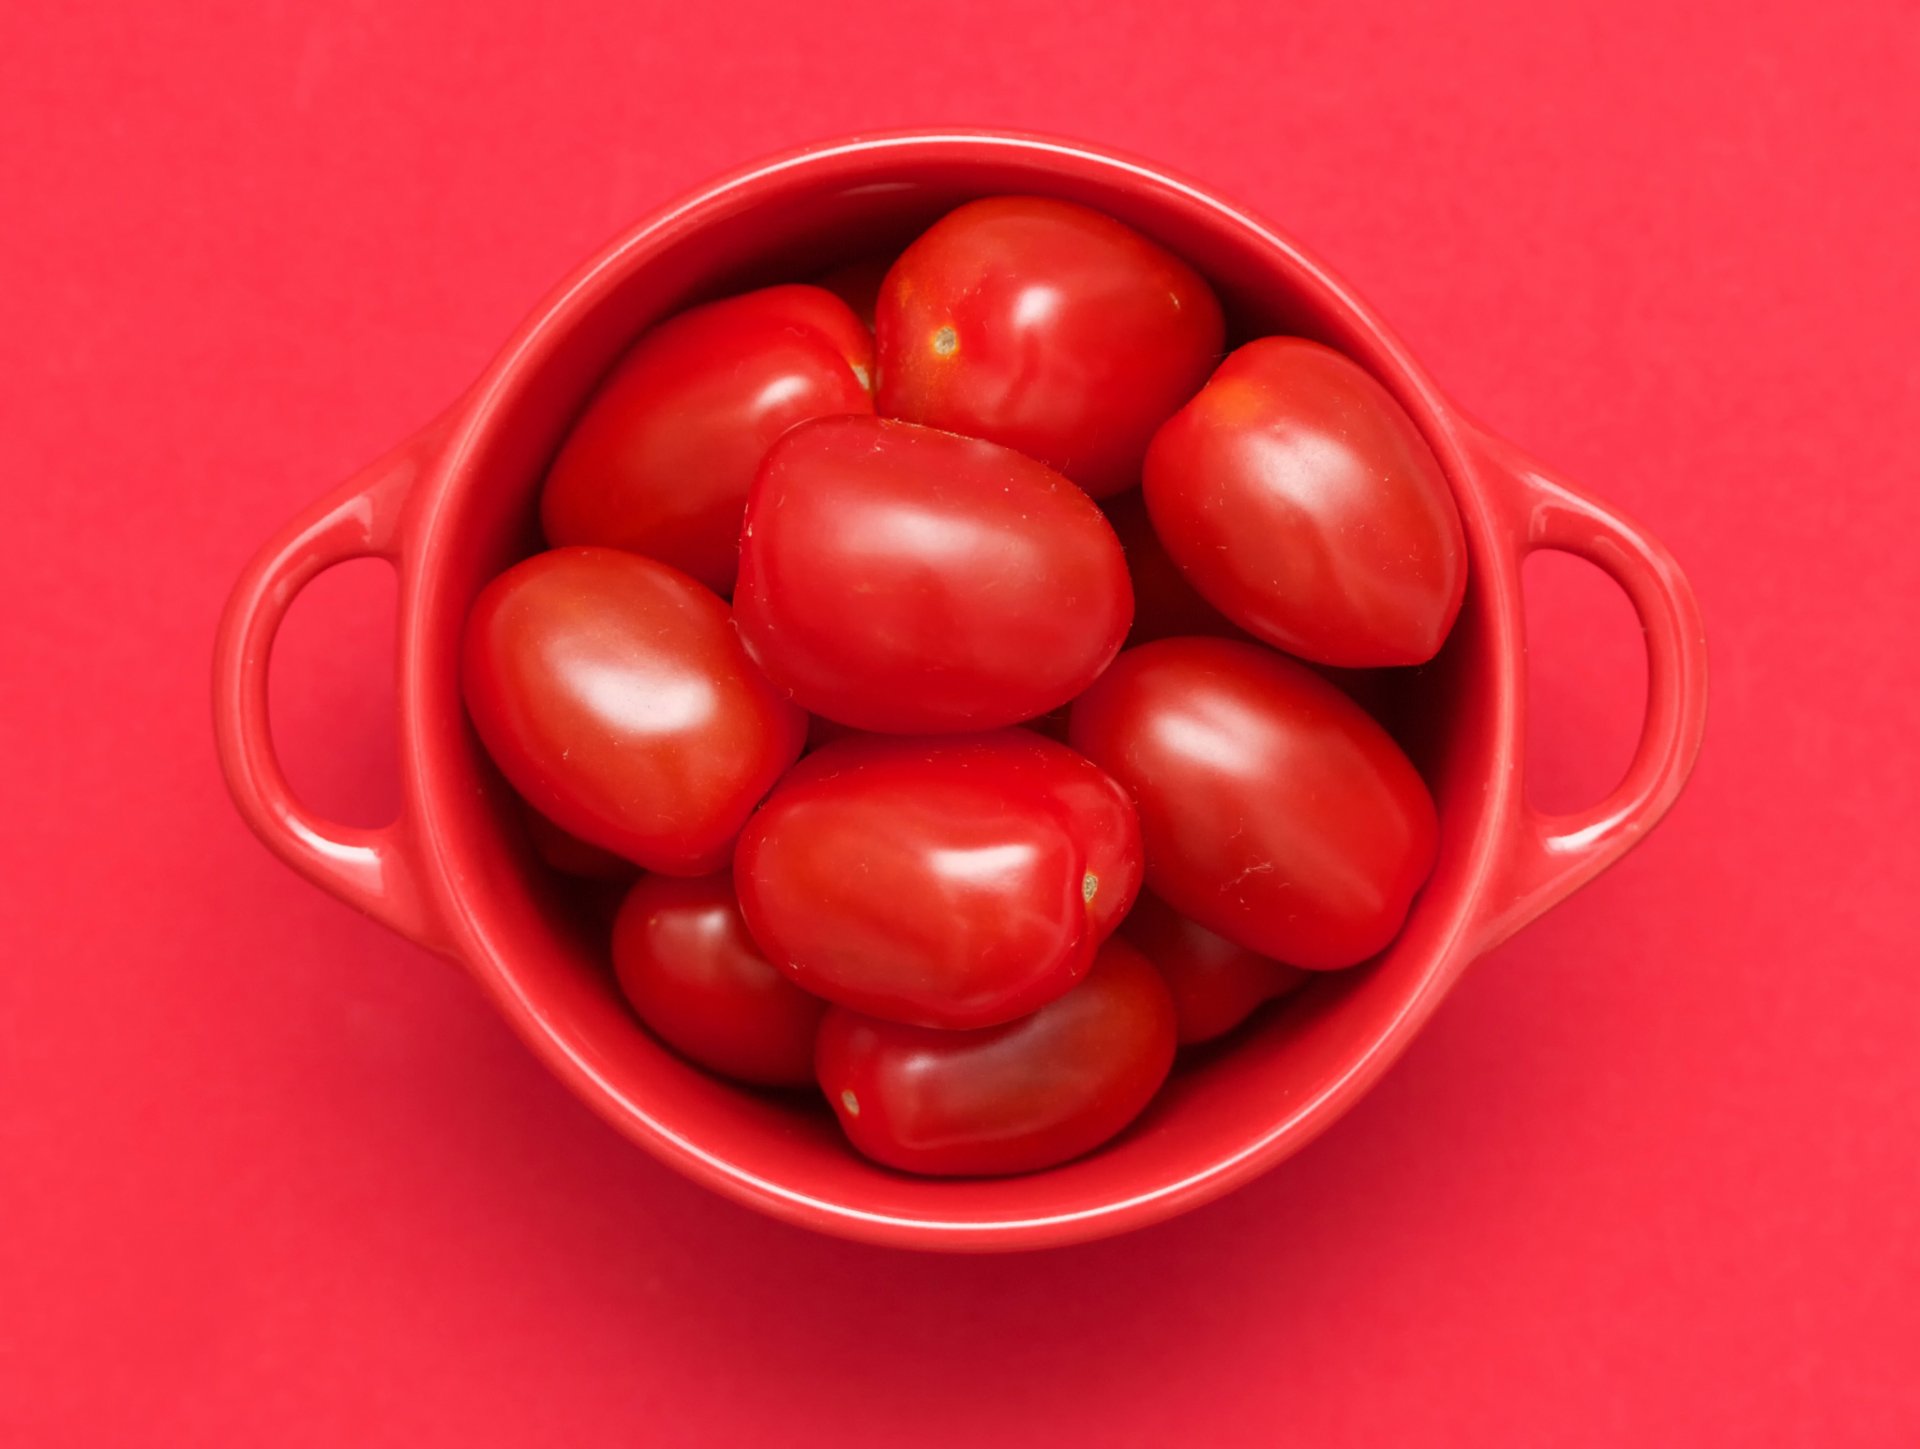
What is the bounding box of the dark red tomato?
[611,873,827,1087]
[734,415,1133,732]
[815,938,1177,1176]
[814,255,892,330]
[1122,892,1306,1045]
[520,801,635,881]
[875,197,1224,499]
[540,284,873,595]
[734,735,1093,1029]
[1143,337,1467,667]
[1068,637,1437,969]
[1101,488,1248,646]
[462,547,806,875]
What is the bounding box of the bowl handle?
[1464,424,1710,954]
[212,424,450,954]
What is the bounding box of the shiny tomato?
[520,801,635,881]
[874,196,1224,499]
[1121,892,1306,1045]
[462,547,806,875]
[1143,337,1467,666]
[1069,637,1438,968]
[1101,488,1247,645]
[734,415,1132,732]
[815,937,1177,1176]
[734,734,1093,1029]
[540,284,873,594]
[612,873,826,1087]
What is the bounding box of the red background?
[4,2,1915,1444]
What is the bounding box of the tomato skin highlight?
[734,415,1133,733]
[876,196,1224,499]
[815,938,1178,1176]
[1143,337,1466,667]
[540,284,873,595]
[1068,637,1438,968]
[612,873,827,1087]
[462,547,806,875]
[1122,892,1307,1044]
[734,734,1097,1030]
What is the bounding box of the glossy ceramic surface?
[213,132,1708,1251]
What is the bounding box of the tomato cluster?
[463,197,1465,1178]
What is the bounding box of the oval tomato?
[1121,892,1306,1044]
[1143,337,1467,666]
[875,197,1223,499]
[612,873,826,1087]
[1068,637,1437,968]
[734,415,1132,732]
[520,801,635,882]
[540,284,873,594]
[734,735,1093,1029]
[1101,488,1247,646]
[462,547,806,875]
[815,937,1177,1176]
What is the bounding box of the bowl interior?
[411,139,1507,1245]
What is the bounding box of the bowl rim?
[404,130,1523,1250]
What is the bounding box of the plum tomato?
[1143,337,1466,666]
[734,734,1096,1029]
[875,196,1224,499]
[539,284,873,594]
[815,937,1177,1176]
[1068,637,1438,969]
[462,547,806,875]
[612,873,827,1087]
[1121,892,1307,1045]
[733,415,1133,733]
[1100,488,1248,646]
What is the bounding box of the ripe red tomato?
[540,284,873,595]
[1068,637,1437,969]
[463,547,806,875]
[612,873,827,1087]
[734,735,1094,1029]
[520,801,635,881]
[815,937,1177,1176]
[1100,488,1248,646]
[875,197,1224,499]
[734,415,1133,732]
[1143,337,1467,666]
[1121,892,1306,1045]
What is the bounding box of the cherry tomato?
[1101,488,1247,646]
[815,937,1177,1176]
[1143,337,1467,666]
[540,284,873,595]
[815,255,891,329]
[734,415,1133,732]
[875,198,1223,499]
[521,801,635,881]
[734,735,1094,1029]
[1121,892,1306,1045]
[1068,637,1437,968]
[612,873,827,1087]
[462,547,806,875]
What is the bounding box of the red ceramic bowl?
[214,132,1708,1251]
